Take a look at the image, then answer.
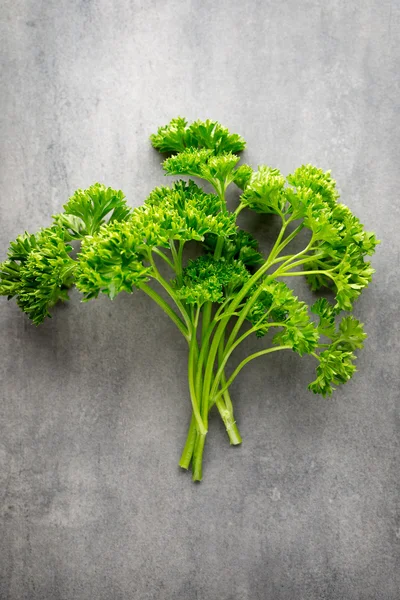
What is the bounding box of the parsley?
[0,117,379,481]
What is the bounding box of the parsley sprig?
[0,117,379,481]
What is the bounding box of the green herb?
[0,118,379,481]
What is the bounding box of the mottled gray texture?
[0,1,399,599]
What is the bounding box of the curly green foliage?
[232,164,254,190]
[0,117,378,482]
[239,163,343,220]
[310,297,338,339]
[0,227,76,324]
[308,298,367,395]
[173,255,249,306]
[163,149,241,190]
[76,180,238,301]
[53,183,131,239]
[140,180,237,246]
[311,298,367,350]
[204,229,263,267]
[150,117,246,155]
[75,222,152,301]
[303,202,378,310]
[247,279,319,355]
[287,164,339,208]
[240,166,287,215]
[237,164,379,311]
[285,167,378,279]
[309,349,357,396]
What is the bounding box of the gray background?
[0,1,399,599]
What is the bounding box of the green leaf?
[287,164,339,209]
[311,298,338,339]
[204,229,264,267]
[150,117,189,153]
[54,183,131,238]
[0,227,76,324]
[247,279,319,354]
[141,180,237,246]
[312,299,366,349]
[75,222,152,301]
[163,149,240,187]
[150,117,246,155]
[173,255,249,306]
[298,198,379,310]
[240,166,286,215]
[335,316,367,351]
[308,348,357,396]
[233,164,253,190]
[6,232,38,261]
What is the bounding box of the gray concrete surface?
[1,1,399,599]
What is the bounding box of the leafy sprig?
[54,183,131,238]
[0,117,378,481]
[0,227,76,324]
[150,117,246,155]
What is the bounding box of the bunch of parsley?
[0,118,378,481]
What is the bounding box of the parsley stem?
[217,330,242,444]
[274,253,325,273]
[210,326,258,400]
[192,433,206,481]
[152,247,175,270]
[179,413,197,469]
[234,202,245,217]
[148,250,192,332]
[281,270,333,279]
[279,222,305,246]
[212,346,292,406]
[169,240,183,284]
[221,229,316,354]
[140,283,189,340]
[202,219,290,408]
[188,327,207,436]
[215,397,242,445]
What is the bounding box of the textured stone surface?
[1,1,399,599]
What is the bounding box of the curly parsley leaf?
[150,117,246,155]
[240,166,287,215]
[247,279,319,355]
[0,227,76,324]
[308,349,357,396]
[163,149,241,189]
[75,222,152,301]
[173,255,249,306]
[53,183,131,238]
[204,229,264,267]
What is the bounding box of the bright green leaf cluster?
[248,279,319,355]
[232,164,253,190]
[140,180,237,245]
[312,297,367,352]
[163,149,241,190]
[204,229,263,267]
[0,227,75,324]
[0,116,378,482]
[152,118,247,195]
[287,164,339,209]
[173,255,249,305]
[304,202,378,310]
[75,221,151,300]
[308,298,367,395]
[308,349,357,396]
[237,164,379,311]
[53,183,131,238]
[240,166,286,215]
[150,117,246,155]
